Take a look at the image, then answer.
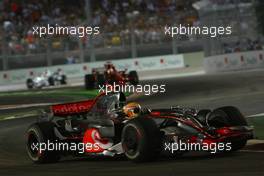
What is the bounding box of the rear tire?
[26,122,60,164]
[121,118,161,162]
[128,71,139,85]
[97,74,106,88]
[229,139,247,151]
[84,74,96,89]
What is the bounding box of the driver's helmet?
[104,62,116,74]
[104,62,113,69]
[123,102,141,119]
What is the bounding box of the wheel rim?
[27,132,40,158]
[123,126,140,156]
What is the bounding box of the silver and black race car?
[26,92,253,163]
[26,70,67,89]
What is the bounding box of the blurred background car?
[26,69,67,89]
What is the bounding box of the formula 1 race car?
[26,70,67,89]
[26,92,253,163]
[84,62,139,89]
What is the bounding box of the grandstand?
[0,0,263,70]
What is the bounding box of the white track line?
[0,113,37,121]
[240,150,264,153]
[0,103,54,110]
[248,113,264,117]
[140,71,205,80]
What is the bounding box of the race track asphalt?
[1,70,264,176]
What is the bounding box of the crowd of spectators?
[209,0,252,5]
[223,39,263,54]
[1,0,261,57]
[0,0,84,55]
[0,0,199,55]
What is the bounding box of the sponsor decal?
[83,128,113,153]
[51,100,94,115]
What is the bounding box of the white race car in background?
[26,70,67,89]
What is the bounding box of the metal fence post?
[46,37,52,66]
[79,38,84,63]
[127,11,139,59]
[172,35,178,54]
[1,34,8,70]
[85,0,96,62]
[131,25,137,58]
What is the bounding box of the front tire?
[48,77,55,86]
[208,106,247,127]
[208,106,248,151]
[121,118,161,162]
[26,79,34,89]
[60,75,67,85]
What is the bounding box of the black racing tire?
[208,106,248,151]
[228,138,247,151]
[121,118,161,162]
[48,77,54,86]
[128,71,139,85]
[84,74,96,89]
[217,106,248,126]
[26,122,60,164]
[97,74,106,88]
[26,79,34,89]
[60,75,67,85]
[196,109,211,126]
[208,106,247,127]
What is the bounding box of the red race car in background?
[26,92,253,163]
[84,62,139,89]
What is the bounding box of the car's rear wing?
[92,67,105,74]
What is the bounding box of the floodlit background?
[0,0,263,70]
